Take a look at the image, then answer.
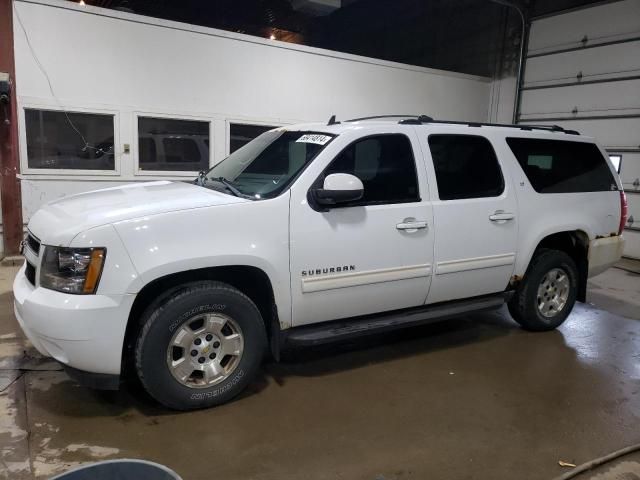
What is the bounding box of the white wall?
[521,0,640,258]
[7,0,492,251]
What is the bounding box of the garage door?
[519,0,640,258]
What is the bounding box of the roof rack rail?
[397,117,580,135]
[345,114,433,122]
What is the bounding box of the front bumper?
[13,263,135,378]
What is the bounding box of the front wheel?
[135,281,267,410]
[508,249,578,331]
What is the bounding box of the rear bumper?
[13,264,135,376]
[588,235,625,277]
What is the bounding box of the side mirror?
[313,173,364,207]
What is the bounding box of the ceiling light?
[79,0,86,4]
[269,33,276,40]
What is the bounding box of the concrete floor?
[1,265,639,480]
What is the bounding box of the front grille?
[26,233,40,256]
[25,262,36,286]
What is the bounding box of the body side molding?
[436,253,515,275]
[301,264,431,293]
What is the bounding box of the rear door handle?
[396,220,428,231]
[489,211,515,222]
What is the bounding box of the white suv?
[14,115,626,410]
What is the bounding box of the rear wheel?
[135,281,267,410]
[508,249,578,331]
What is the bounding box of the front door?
[289,128,434,326]
[420,132,518,304]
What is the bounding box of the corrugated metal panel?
[524,40,640,88]
[528,0,640,56]
[520,79,640,120]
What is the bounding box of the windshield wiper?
[213,177,252,199]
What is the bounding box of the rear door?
[419,131,518,304]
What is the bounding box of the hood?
[28,181,248,246]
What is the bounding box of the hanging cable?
[13,5,107,155]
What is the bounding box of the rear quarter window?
[506,138,617,193]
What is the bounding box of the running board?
[284,293,510,347]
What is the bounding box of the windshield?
[200,130,335,199]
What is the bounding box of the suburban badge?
[301,265,356,276]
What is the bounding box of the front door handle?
[489,211,515,222]
[396,220,428,231]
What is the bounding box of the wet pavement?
[0,265,639,480]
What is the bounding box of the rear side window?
[428,134,504,200]
[324,134,420,205]
[506,138,617,193]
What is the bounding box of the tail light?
[619,191,628,235]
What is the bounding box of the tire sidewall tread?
[135,281,266,410]
[508,248,578,331]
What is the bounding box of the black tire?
[508,248,578,331]
[135,281,267,410]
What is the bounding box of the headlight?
[40,246,106,294]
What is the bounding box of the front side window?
[25,109,115,170]
[230,123,277,153]
[506,138,617,193]
[323,134,420,205]
[202,130,334,199]
[138,117,209,172]
[428,134,504,200]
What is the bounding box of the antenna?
[327,115,339,125]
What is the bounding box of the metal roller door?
[518,0,640,258]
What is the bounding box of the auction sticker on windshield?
[296,134,332,145]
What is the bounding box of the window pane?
[25,109,115,170]
[230,124,276,153]
[428,135,504,200]
[325,134,419,205]
[506,138,617,193]
[162,138,200,163]
[138,117,209,171]
[609,155,622,173]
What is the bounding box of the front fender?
[113,195,292,326]
[70,224,143,295]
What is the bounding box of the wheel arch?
[517,229,590,302]
[121,265,281,379]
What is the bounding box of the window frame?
[19,103,121,177]
[225,118,288,157]
[309,133,422,209]
[427,133,505,201]
[134,111,213,177]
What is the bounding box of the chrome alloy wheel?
[536,267,570,318]
[166,313,244,388]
